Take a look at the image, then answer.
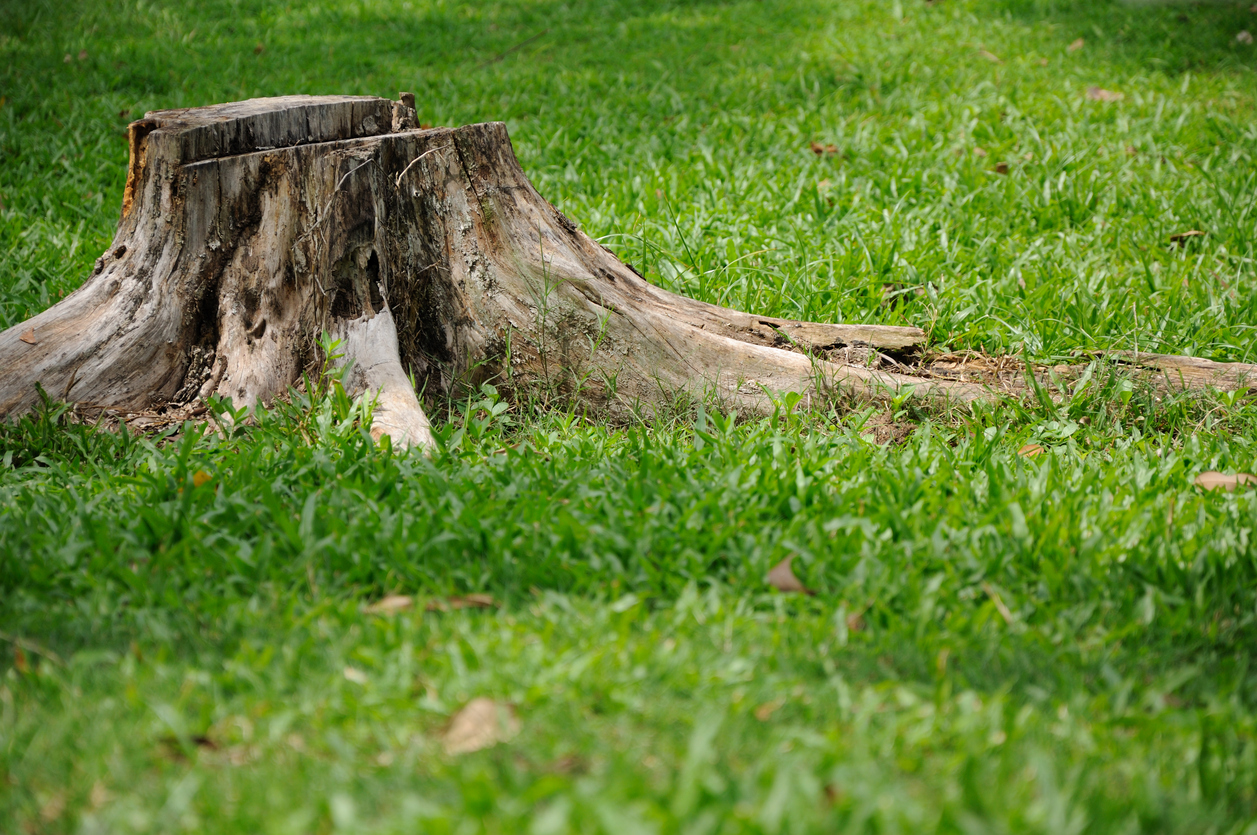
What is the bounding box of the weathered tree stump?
[0,95,1252,447]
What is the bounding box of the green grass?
[3,0,1257,831]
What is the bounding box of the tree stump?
[0,95,1252,447]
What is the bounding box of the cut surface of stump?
[0,95,1253,446]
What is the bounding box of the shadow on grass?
[994,0,1257,75]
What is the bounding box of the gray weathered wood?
[0,95,1249,447]
[1105,351,1257,391]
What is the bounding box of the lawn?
[3,0,1257,831]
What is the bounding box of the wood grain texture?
[1105,352,1257,391]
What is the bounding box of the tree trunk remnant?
[0,95,1253,447]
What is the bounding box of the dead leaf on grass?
[1168,229,1206,245]
[1238,30,1253,45]
[366,593,497,615]
[343,666,368,684]
[40,792,66,823]
[973,146,987,157]
[809,141,839,156]
[978,49,1003,64]
[157,733,217,762]
[1068,38,1085,53]
[426,593,497,612]
[443,697,521,755]
[14,645,28,673]
[845,607,867,633]
[362,594,414,615]
[1194,471,1257,492]
[994,161,1010,175]
[767,555,816,596]
[19,328,36,345]
[754,699,784,721]
[1087,87,1123,102]
[1018,443,1045,458]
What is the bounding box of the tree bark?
[0,95,1252,447]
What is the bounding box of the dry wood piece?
[0,94,1253,446]
[1194,471,1257,492]
[1168,230,1206,245]
[1103,352,1257,392]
